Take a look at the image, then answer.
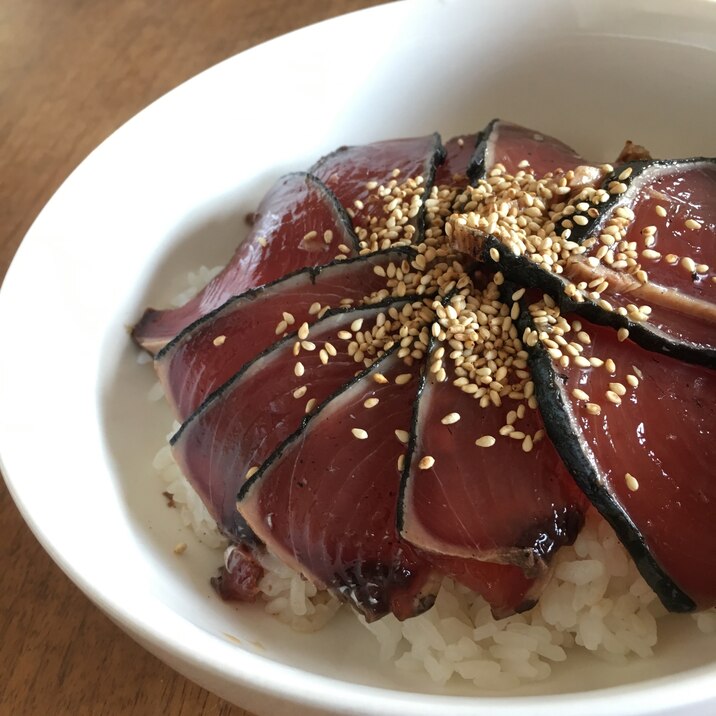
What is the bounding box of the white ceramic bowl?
[1,1,715,714]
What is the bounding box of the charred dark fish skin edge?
[172,291,423,448]
[513,300,696,613]
[171,292,421,545]
[555,157,716,245]
[396,285,582,579]
[466,118,500,184]
[473,236,716,368]
[155,246,417,364]
[463,131,716,368]
[132,171,362,353]
[232,331,403,492]
[417,134,448,243]
[235,345,431,621]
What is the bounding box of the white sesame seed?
[586,402,601,415]
[655,205,667,217]
[213,335,226,347]
[617,328,629,342]
[364,398,379,408]
[293,386,307,399]
[275,320,288,335]
[395,373,412,385]
[419,455,435,470]
[294,361,305,377]
[352,428,368,440]
[609,382,627,396]
[374,373,389,384]
[681,256,696,273]
[605,358,616,373]
[475,435,496,448]
[395,429,409,444]
[572,388,590,401]
[305,398,316,413]
[641,249,661,260]
[441,412,461,425]
[625,472,639,491]
[685,219,702,231]
[618,167,633,181]
[245,466,259,479]
[605,390,622,405]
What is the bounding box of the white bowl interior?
[1,1,715,714]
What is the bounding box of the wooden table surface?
[0,1,384,713]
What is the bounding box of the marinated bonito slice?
[562,159,716,361]
[423,554,541,619]
[468,119,591,180]
[399,336,586,578]
[524,313,716,611]
[171,301,412,543]
[133,172,359,354]
[449,159,715,366]
[237,352,436,621]
[311,134,445,248]
[156,250,413,419]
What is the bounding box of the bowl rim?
[1,0,715,713]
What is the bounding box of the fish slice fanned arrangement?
[135,120,715,683]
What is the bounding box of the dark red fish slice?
[311,134,445,244]
[133,172,359,354]
[237,352,437,621]
[434,134,479,187]
[156,250,412,419]
[527,318,716,610]
[399,344,586,577]
[469,119,589,180]
[428,555,541,619]
[172,302,411,543]
[566,160,716,355]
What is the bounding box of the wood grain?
[0,1,384,713]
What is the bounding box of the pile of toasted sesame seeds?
[273,156,708,469]
[449,161,712,321]
[351,171,425,254]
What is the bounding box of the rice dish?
[135,122,716,688]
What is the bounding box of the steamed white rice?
[145,265,715,688]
